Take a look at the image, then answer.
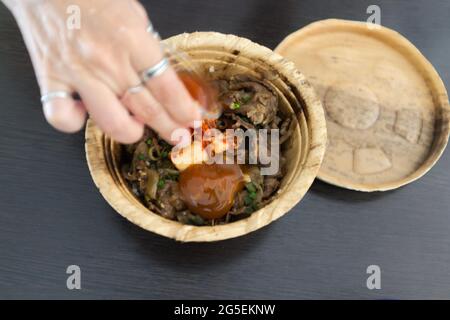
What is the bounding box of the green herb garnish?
[246,202,258,213]
[145,138,153,145]
[244,195,254,206]
[160,150,168,158]
[189,215,205,226]
[157,179,165,189]
[138,153,146,161]
[249,191,257,200]
[230,102,241,110]
[245,182,257,193]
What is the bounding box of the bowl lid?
[275,19,450,191]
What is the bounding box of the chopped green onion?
[249,191,257,200]
[189,215,205,226]
[244,195,253,206]
[230,102,241,110]
[157,179,165,189]
[160,150,168,158]
[148,147,159,161]
[145,138,153,145]
[245,182,257,193]
[138,153,146,161]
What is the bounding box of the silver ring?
[146,20,154,34]
[121,84,145,101]
[126,84,145,94]
[146,21,160,40]
[141,58,169,82]
[40,91,72,104]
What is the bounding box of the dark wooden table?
[1,0,449,299]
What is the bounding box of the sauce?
[177,72,237,219]
[178,71,221,119]
[179,163,245,219]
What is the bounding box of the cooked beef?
[156,180,186,219]
[217,75,277,126]
[230,113,255,130]
[263,176,280,199]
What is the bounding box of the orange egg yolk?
[179,163,245,220]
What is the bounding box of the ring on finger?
[140,58,169,82]
[121,83,145,101]
[146,21,160,40]
[40,91,73,104]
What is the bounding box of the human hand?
[6,0,200,143]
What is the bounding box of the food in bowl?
[85,32,327,242]
[121,74,295,226]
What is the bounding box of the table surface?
[1,0,449,299]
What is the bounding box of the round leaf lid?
[276,19,450,191]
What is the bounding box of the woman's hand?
[5,0,200,143]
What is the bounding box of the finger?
[122,85,191,144]
[40,78,87,133]
[129,32,202,126]
[119,64,191,144]
[76,77,144,144]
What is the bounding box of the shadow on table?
[310,179,396,203]
[116,214,272,272]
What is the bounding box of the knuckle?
[82,45,104,65]
[76,35,109,66]
[116,27,137,45]
[141,102,161,120]
[126,92,162,122]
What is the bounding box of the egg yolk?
[179,163,245,220]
